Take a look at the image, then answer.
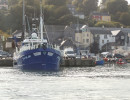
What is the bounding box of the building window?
[107,40,109,43]
[102,40,104,43]
[104,34,107,39]
[83,39,85,43]
[86,39,89,43]
[121,36,124,39]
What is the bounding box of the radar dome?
[31,33,38,39]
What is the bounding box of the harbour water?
[0,64,130,100]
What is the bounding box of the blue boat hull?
[96,60,104,65]
[16,48,61,71]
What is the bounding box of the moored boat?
[95,54,104,65]
[96,60,104,65]
[116,58,127,65]
[13,0,61,71]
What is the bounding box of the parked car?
[106,54,113,58]
[0,51,12,59]
[113,54,124,58]
[63,48,76,59]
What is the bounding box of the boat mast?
[40,0,43,40]
[22,0,25,40]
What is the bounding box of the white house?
[99,33,115,50]
[90,28,115,50]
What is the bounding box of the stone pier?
[60,58,95,67]
[0,58,13,66]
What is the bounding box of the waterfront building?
[10,25,130,52]
[111,30,129,50]
[75,25,94,49]
[90,28,114,50]
[91,28,115,50]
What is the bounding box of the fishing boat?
[13,0,61,71]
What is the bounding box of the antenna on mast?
[22,0,25,40]
[40,0,43,40]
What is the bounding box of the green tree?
[94,21,123,28]
[87,19,97,27]
[95,21,115,27]
[102,0,107,4]
[72,0,82,7]
[72,0,98,16]
[0,9,10,32]
[7,0,42,32]
[9,4,23,32]
[128,5,130,13]
[54,6,70,18]
[57,14,76,25]
[119,12,130,26]
[43,1,72,25]
[82,0,98,16]
[43,0,66,6]
[107,0,128,15]
[90,42,100,54]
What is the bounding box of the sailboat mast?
[22,0,25,40]
[40,1,43,40]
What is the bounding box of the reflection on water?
[0,64,130,100]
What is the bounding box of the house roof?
[60,38,77,50]
[12,30,22,35]
[90,29,112,35]
[111,30,121,36]
[12,30,22,37]
[91,12,110,16]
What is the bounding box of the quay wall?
[60,59,96,67]
[0,59,13,66]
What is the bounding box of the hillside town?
[0,1,130,99]
[5,25,130,57]
[0,0,130,61]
